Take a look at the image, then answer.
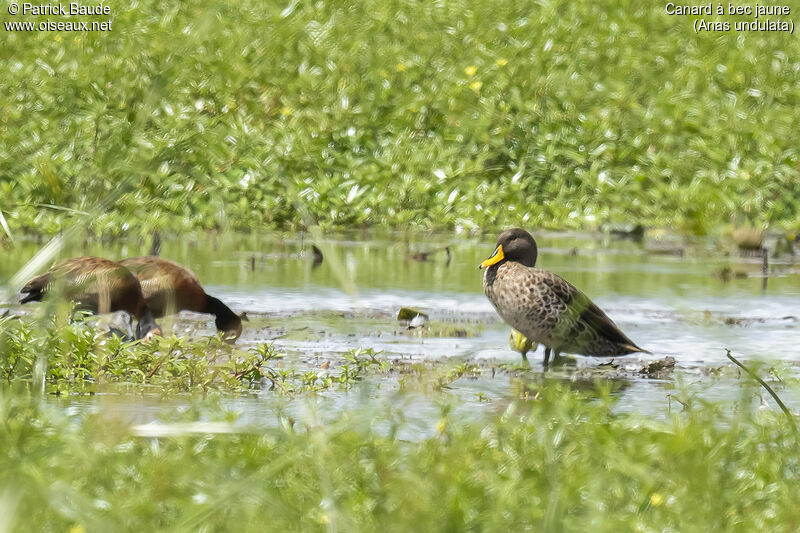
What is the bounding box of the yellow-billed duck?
[480,228,647,365]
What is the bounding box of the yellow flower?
[464,65,477,76]
[496,58,508,66]
[650,493,664,507]
[396,62,407,72]
[470,80,483,92]
[436,419,447,433]
[280,107,293,116]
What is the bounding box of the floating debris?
[606,223,645,242]
[397,307,429,321]
[722,315,797,326]
[407,246,451,262]
[408,314,428,329]
[646,245,685,257]
[640,356,676,377]
[712,266,748,282]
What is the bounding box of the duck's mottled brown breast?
[483,261,642,357]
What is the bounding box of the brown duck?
[480,228,648,365]
[119,256,244,342]
[19,256,162,341]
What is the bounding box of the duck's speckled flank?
[484,248,645,357]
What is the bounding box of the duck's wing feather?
[542,272,648,353]
[19,257,141,314]
[21,257,102,299]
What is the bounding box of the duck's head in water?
[136,307,162,343]
[205,295,244,343]
[218,315,243,343]
[479,228,538,269]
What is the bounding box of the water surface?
[2,231,798,435]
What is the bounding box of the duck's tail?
[623,343,651,355]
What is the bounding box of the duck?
[480,228,647,365]
[19,256,162,341]
[119,256,244,342]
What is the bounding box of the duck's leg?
[543,347,552,368]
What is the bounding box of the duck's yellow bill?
[479,245,504,269]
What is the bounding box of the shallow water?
[2,231,799,435]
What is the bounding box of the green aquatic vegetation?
[396,361,484,393]
[0,315,393,395]
[2,0,800,237]
[2,381,800,531]
[432,362,483,391]
[0,312,278,392]
[343,347,392,374]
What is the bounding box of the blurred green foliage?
[2,0,799,237]
[2,380,799,530]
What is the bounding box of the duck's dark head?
[479,228,538,269]
[135,307,162,343]
[216,313,243,344]
[205,295,245,343]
